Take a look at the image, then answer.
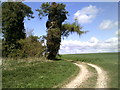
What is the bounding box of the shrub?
[7,35,46,58]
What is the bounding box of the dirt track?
[63,63,89,88]
[63,62,108,88]
[87,63,108,88]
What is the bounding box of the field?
[2,58,79,88]
[61,52,118,88]
[2,53,118,88]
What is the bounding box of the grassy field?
[2,58,79,88]
[61,52,118,88]
[2,53,118,88]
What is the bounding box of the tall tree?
[2,2,33,57]
[37,2,86,60]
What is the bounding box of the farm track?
[63,63,89,88]
[62,61,108,88]
[87,63,108,88]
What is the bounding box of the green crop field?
[61,52,118,88]
[2,58,79,88]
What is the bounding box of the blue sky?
[23,2,118,54]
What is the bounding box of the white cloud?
[99,20,118,30]
[59,37,118,54]
[105,37,118,43]
[74,5,99,24]
[89,37,99,44]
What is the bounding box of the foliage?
[7,35,45,58]
[37,2,86,60]
[2,2,34,57]
[46,28,61,59]
[61,22,87,38]
[36,2,68,20]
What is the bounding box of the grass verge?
[2,58,79,88]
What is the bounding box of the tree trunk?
[46,28,61,60]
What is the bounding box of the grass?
[2,57,79,88]
[61,52,118,88]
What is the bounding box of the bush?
[4,35,46,58]
[20,36,45,58]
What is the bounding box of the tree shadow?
[52,58,62,61]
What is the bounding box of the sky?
[23,2,119,54]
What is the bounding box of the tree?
[2,2,34,57]
[37,2,86,60]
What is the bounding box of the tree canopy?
[37,2,86,60]
[2,2,34,57]
[1,2,86,59]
